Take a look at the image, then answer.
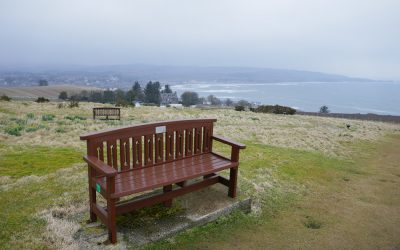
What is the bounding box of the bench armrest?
[83,156,117,177]
[212,135,246,149]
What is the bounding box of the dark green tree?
[115,89,129,107]
[58,91,68,100]
[207,95,221,106]
[237,100,250,107]
[319,105,330,113]
[125,90,134,103]
[103,90,116,103]
[161,84,173,93]
[89,91,103,103]
[144,81,161,105]
[35,97,49,103]
[132,81,144,101]
[225,98,233,106]
[181,91,199,107]
[0,95,11,101]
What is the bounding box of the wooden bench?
[80,119,245,243]
[93,107,121,120]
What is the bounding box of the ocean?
[171,81,400,115]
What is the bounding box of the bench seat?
[96,153,236,198]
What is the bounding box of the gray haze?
[1,0,399,80]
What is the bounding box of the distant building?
[170,103,183,108]
[160,92,179,105]
[250,102,261,109]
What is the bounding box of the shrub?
[25,125,40,132]
[35,97,49,103]
[235,105,245,111]
[42,114,55,121]
[253,105,296,115]
[142,103,157,106]
[57,103,65,109]
[181,92,199,107]
[319,105,330,113]
[5,125,24,136]
[68,99,79,108]
[0,95,11,101]
[58,91,68,100]
[237,100,250,107]
[64,115,86,121]
[26,113,35,119]
[116,99,129,107]
[55,127,66,133]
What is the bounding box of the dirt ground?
[202,135,400,249]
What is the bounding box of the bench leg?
[163,185,173,207]
[107,198,117,244]
[228,167,238,198]
[89,188,97,222]
[88,170,97,223]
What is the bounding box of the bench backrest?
[93,108,120,120]
[80,119,216,172]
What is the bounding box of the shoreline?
[296,111,400,123]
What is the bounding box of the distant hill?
[91,64,371,83]
[0,84,102,100]
[0,64,374,89]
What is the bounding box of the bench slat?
[144,135,154,166]
[106,140,118,169]
[203,125,212,153]
[194,127,202,155]
[106,155,227,183]
[120,138,130,170]
[185,128,193,156]
[155,133,164,164]
[132,137,142,168]
[166,131,174,161]
[96,153,235,198]
[175,130,184,159]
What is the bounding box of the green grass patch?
[0,167,86,248]
[26,113,35,119]
[4,124,24,136]
[41,114,55,121]
[25,124,43,133]
[64,115,86,121]
[0,144,82,177]
[236,142,356,184]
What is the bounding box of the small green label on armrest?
[96,183,101,193]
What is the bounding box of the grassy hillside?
[0,84,101,100]
[0,100,399,249]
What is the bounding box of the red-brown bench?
[93,107,121,120]
[80,119,245,243]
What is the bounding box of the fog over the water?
[0,0,399,80]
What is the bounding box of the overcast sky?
[0,0,399,80]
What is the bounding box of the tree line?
[59,81,173,106]
[58,81,247,107]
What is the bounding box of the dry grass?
[1,101,399,157]
[0,84,101,100]
[1,101,400,249]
